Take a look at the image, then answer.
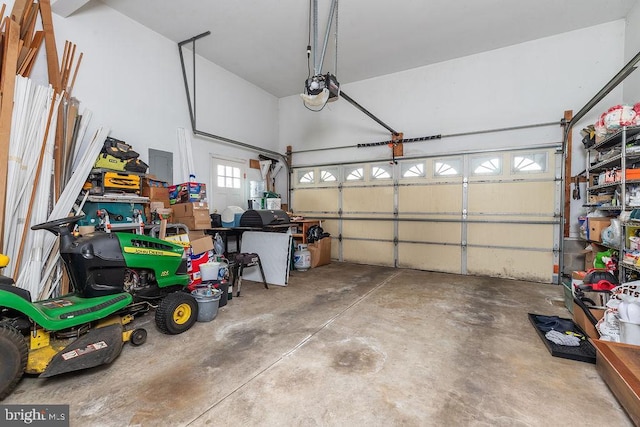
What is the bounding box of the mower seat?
[0,282,32,302]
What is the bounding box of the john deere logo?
[123,247,180,257]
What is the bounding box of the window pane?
[299,171,314,184]
[401,162,425,178]
[320,169,337,182]
[233,167,241,178]
[434,159,462,177]
[233,178,241,188]
[471,156,501,175]
[217,176,225,187]
[217,164,224,175]
[513,152,546,173]
[371,165,393,179]
[346,167,364,181]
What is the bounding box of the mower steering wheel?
[31,215,86,235]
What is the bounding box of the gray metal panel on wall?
[149,149,173,184]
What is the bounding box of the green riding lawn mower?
[0,215,199,400]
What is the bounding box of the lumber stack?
[0,1,88,296]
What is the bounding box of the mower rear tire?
[155,292,198,335]
[0,325,27,401]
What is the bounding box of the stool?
[232,253,268,297]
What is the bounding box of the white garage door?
[291,147,561,283]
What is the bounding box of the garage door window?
[434,158,461,177]
[371,164,392,180]
[512,152,547,173]
[298,169,315,184]
[346,166,364,181]
[320,168,338,183]
[471,156,502,175]
[401,162,425,178]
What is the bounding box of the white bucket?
[619,319,640,345]
[200,262,221,281]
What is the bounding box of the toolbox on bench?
[85,169,142,195]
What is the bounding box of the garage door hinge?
[338,234,342,242]
[338,209,343,216]
[393,237,398,245]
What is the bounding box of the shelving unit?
[585,126,640,281]
[290,219,321,244]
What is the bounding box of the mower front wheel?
[155,292,198,335]
[130,328,147,346]
[0,325,27,401]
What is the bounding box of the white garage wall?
[624,1,640,103]
[16,1,279,189]
[279,21,626,169]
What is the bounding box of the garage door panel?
[399,185,461,213]
[343,187,393,213]
[467,247,553,282]
[292,188,339,212]
[292,148,558,283]
[398,243,461,274]
[320,220,339,239]
[398,221,461,244]
[344,241,393,266]
[343,220,393,240]
[468,182,555,214]
[467,223,553,248]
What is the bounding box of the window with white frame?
[320,168,338,182]
[371,164,392,180]
[512,152,547,173]
[434,158,462,177]
[471,156,502,175]
[401,162,425,178]
[346,166,364,181]
[298,169,315,184]
[217,164,241,188]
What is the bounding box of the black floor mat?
[528,313,596,364]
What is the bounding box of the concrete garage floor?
[4,262,633,426]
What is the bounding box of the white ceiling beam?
[51,0,92,18]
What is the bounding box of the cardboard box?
[573,305,605,339]
[308,237,331,268]
[142,177,168,188]
[143,186,170,203]
[174,216,211,230]
[172,202,209,217]
[168,182,207,204]
[174,210,210,223]
[588,194,612,204]
[588,217,612,242]
[190,235,214,255]
[188,230,205,240]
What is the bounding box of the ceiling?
[93,0,638,98]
